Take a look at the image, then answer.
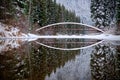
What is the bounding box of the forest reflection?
[0,0,120,80]
[91,43,119,80]
[0,40,80,80]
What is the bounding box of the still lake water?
[0,0,120,80]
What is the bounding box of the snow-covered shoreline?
[0,22,28,38]
[0,22,28,52]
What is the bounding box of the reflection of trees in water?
[90,0,119,79]
[90,44,118,80]
[0,0,81,79]
[30,44,79,80]
[0,46,30,80]
[0,42,79,80]
[0,39,26,53]
[116,47,120,79]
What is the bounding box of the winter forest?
[0,0,120,80]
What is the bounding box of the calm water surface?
[0,39,120,80]
[0,0,120,80]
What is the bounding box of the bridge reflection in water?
[0,22,119,80]
[34,22,103,50]
[36,38,101,50]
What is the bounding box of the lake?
[0,0,120,80]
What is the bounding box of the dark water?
[0,0,120,80]
[0,40,120,80]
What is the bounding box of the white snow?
[0,22,27,53]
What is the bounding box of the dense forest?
[0,0,80,80]
[0,0,120,80]
[91,0,120,28]
[0,0,80,27]
[90,0,116,28]
[116,0,120,23]
[90,0,120,80]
